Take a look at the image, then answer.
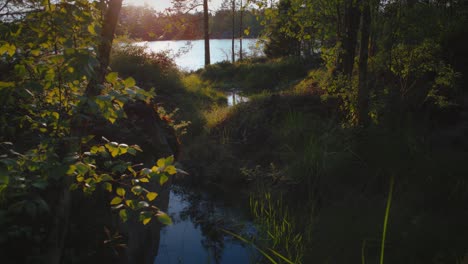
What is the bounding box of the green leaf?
[110,197,122,205]
[146,192,158,201]
[70,183,78,191]
[159,174,169,185]
[105,72,118,83]
[100,174,113,182]
[137,201,149,209]
[124,77,136,87]
[156,211,172,225]
[127,148,137,155]
[116,187,125,197]
[75,162,88,174]
[103,182,112,192]
[119,209,128,222]
[131,185,143,195]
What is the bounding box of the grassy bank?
[111,48,468,263]
[110,43,226,140]
[197,57,318,94]
[182,84,468,263]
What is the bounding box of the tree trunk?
[239,0,243,61]
[357,0,371,126]
[85,0,123,97]
[47,1,123,263]
[336,0,361,77]
[203,0,210,65]
[231,0,235,63]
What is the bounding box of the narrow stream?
[226,91,249,106]
[154,188,257,264]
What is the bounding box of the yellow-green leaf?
[0,43,16,56]
[31,49,41,56]
[157,212,172,225]
[146,192,158,201]
[125,199,136,209]
[165,156,174,165]
[124,77,136,87]
[111,148,119,157]
[110,197,122,205]
[139,177,149,183]
[142,217,151,225]
[103,182,112,192]
[151,166,159,173]
[119,209,128,222]
[105,72,118,83]
[87,24,96,35]
[131,185,143,195]
[156,158,165,168]
[159,174,168,185]
[0,82,14,90]
[116,187,125,197]
[165,165,177,175]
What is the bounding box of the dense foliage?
[0,0,178,262]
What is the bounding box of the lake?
[135,39,263,71]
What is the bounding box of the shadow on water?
[154,186,258,264]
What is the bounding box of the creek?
[153,187,257,264]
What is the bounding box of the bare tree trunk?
[203,0,210,65]
[336,0,361,77]
[239,0,243,61]
[357,0,371,126]
[85,0,123,97]
[231,0,235,63]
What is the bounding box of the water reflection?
[226,91,249,106]
[154,188,256,264]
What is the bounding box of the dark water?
[154,188,257,264]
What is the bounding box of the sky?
[123,0,225,12]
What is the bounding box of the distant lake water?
[135,39,263,71]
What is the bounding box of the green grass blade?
[267,248,295,264]
[222,229,279,264]
[380,175,395,264]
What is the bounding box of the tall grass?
[250,192,305,264]
[203,105,232,130]
[199,57,312,94]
